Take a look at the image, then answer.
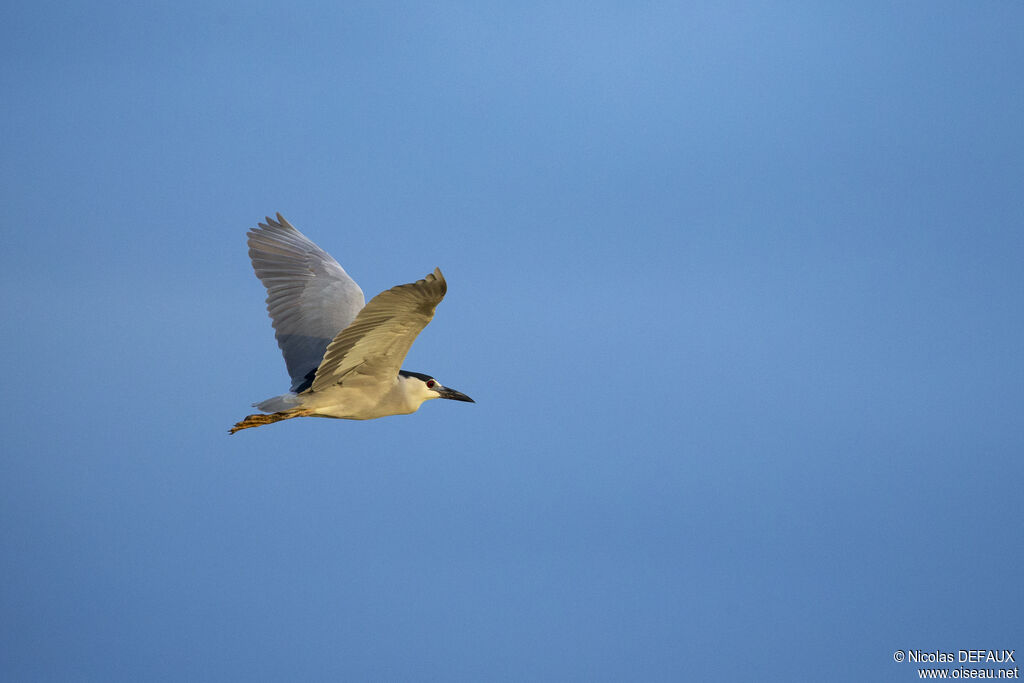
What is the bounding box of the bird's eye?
[426,380,436,388]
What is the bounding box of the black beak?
[439,386,474,403]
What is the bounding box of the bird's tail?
[229,408,314,434]
[254,392,301,413]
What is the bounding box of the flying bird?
[231,214,473,434]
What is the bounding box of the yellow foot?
[229,408,314,434]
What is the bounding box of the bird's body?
[231,214,472,434]
[252,371,443,420]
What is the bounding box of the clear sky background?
[2,2,1022,681]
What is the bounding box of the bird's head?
[399,370,474,406]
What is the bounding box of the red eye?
[426,380,436,388]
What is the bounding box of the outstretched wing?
[247,214,365,391]
[311,268,447,391]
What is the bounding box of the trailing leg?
[229,408,314,434]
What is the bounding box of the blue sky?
[2,2,1022,680]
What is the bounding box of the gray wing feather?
[311,268,447,391]
[248,214,365,391]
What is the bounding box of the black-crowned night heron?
[230,214,473,434]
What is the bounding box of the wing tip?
[436,267,448,296]
[422,267,447,296]
[253,212,294,233]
